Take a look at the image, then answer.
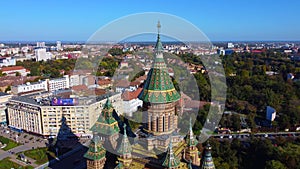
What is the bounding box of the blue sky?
[0,0,300,41]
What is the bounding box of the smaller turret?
[162,139,181,169]
[84,136,106,169]
[117,123,132,168]
[200,142,215,169]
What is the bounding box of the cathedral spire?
[117,123,132,168]
[201,142,216,169]
[184,117,201,166]
[117,123,132,155]
[138,21,180,104]
[155,20,164,53]
[188,160,193,169]
[162,140,181,168]
[187,117,198,147]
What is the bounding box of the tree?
[108,48,123,56]
[0,70,5,77]
[232,114,241,131]
[5,86,11,93]
[265,160,287,169]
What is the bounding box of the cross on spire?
[157,20,161,34]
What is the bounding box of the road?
[210,131,300,140]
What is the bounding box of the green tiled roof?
[155,33,164,52]
[90,98,120,135]
[162,141,181,168]
[84,136,106,160]
[117,124,132,155]
[138,22,180,104]
[91,123,120,135]
[188,160,193,169]
[103,98,113,109]
[115,162,124,169]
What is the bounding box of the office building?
[6,92,122,137]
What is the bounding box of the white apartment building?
[36,42,45,48]
[11,75,70,95]
[11,81,48,95]
[35,48,52,61]
[7,92,123,137]
[69,74,80,87]
[0,56,16,67]
[48,75,70,92]
[56,41,62,51]
[0,92,12,124]
[7,97,43,134]
[121,88,143,117]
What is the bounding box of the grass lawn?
[0,136,21,151]
[0,157,34,169]
[22,147,56,165]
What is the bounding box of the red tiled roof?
[68,69,93,75]
[122,88,143,101]
[98,79,111,86]
[130,81,140,86]
[1,66,26,72]
[134,75,147,82]
[94,88,106,96]
[0,76,39,87]
[71,85,88,91]
[116,79,130,88]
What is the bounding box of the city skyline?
[0,0,300,41]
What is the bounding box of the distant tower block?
[138,21,181,136]
[84,136,106,169]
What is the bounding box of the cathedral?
[84,22,216,169]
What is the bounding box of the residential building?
[0,92,12,124]
[48,75,70,92]
[69,74,80,87]
[121,88,143,116]
[36,42,45,48]
[6,92,122,137]
[227,42,234,48]
[0,66,30,76]
[0,56,16,67]
[97,78,112,89]
[115,80,138,93]
[11,80,48,95]
[35,48,51,61]
[56,41,62,51]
